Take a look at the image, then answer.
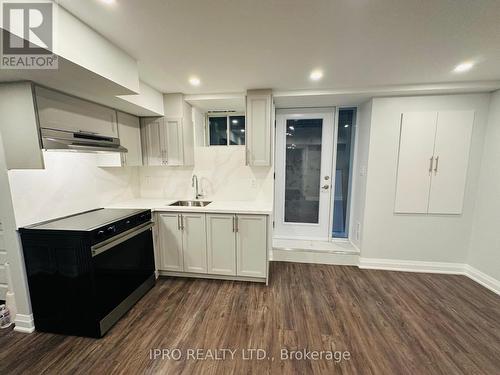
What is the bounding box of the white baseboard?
[464,265,500,295]
[358,257,499,296]
[271,249,359,266]
[13,313,35,333]
[358,257,466,274]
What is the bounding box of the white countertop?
[105,198,273,215]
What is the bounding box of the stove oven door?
[91,222,155,334]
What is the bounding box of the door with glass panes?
[274,109,335,240]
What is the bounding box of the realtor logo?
[1,0,58,69]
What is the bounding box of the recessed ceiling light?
[310,70,323,81]
[189,77,201,86]
[99,0,116,5]
[453,61,474,73]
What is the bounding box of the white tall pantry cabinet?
[395,110,474,214]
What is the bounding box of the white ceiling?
[58,0,500,95]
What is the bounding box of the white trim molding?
[14,313,35,333]
[358,257,466,274]
[358,257,499,295]
[464,265,500,295]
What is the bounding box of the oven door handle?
[91,222,154,257]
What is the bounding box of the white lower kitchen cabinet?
[236,215,267,278]
[157,212,268,283]
[158,213,184,271]
[206,214,237,276]
[181,213,207,274]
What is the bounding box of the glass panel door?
[284,119,323,223]
[274,109,335,240]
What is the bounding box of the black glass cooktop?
[23,208,146,231]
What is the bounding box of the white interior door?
[274,109,335,240]
[428,110,474,214]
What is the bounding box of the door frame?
[273,107,336,241]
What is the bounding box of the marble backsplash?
[139,146,274,202]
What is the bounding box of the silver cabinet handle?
[429,156,434,173]
[177,214,181,230]
[232,216,236,232]
[180,214,184,230]
[235,216,239,233]
[434,156,439,174]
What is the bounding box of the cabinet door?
[163,118,184,166]
[35,86,118,138]
[206,214,236,276]
[394,112,437,213]
[428,111,474,214]
[181,213,207,274]
[246,92,272,166]
[236,215,267,278]
[141,117,164,166]
[158,213,183,271]
[117,112,142,166]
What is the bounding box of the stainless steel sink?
[169,200,212,207]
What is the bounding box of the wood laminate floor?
[1,262,499,374]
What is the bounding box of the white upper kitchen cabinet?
[140,94,194,167]
[162,118,184,166]
[158,213,184,271]
[236,215,267,278]
[35,86,118,138]
[98,111,143,167]
[395,110,474,214]
[116,111,142,166]
[141,117,164,166]
[246,90,272,167]
[206,214,237,276]
[181,213,207,274]
[0,82,44,170]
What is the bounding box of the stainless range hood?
[41,128,128,153]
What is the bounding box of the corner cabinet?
[157,212,268,283]
[140,116,194,167]
[140,96,194,167]
[246,90,273,167]
[394,110,474,214]
[98,111,143,167]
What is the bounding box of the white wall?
[350,100,372,249]
[140,146,273,203]
[360,94,490,263]
[8,151,140,228]
[467,90,500,280]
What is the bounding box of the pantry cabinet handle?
[235,216,239,233]
[177,214,181,230]
[434,156,439,174]
[428,156,434,173]
[232,216,235,232]
[180,214,184,230]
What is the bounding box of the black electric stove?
[20,208,155,338]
